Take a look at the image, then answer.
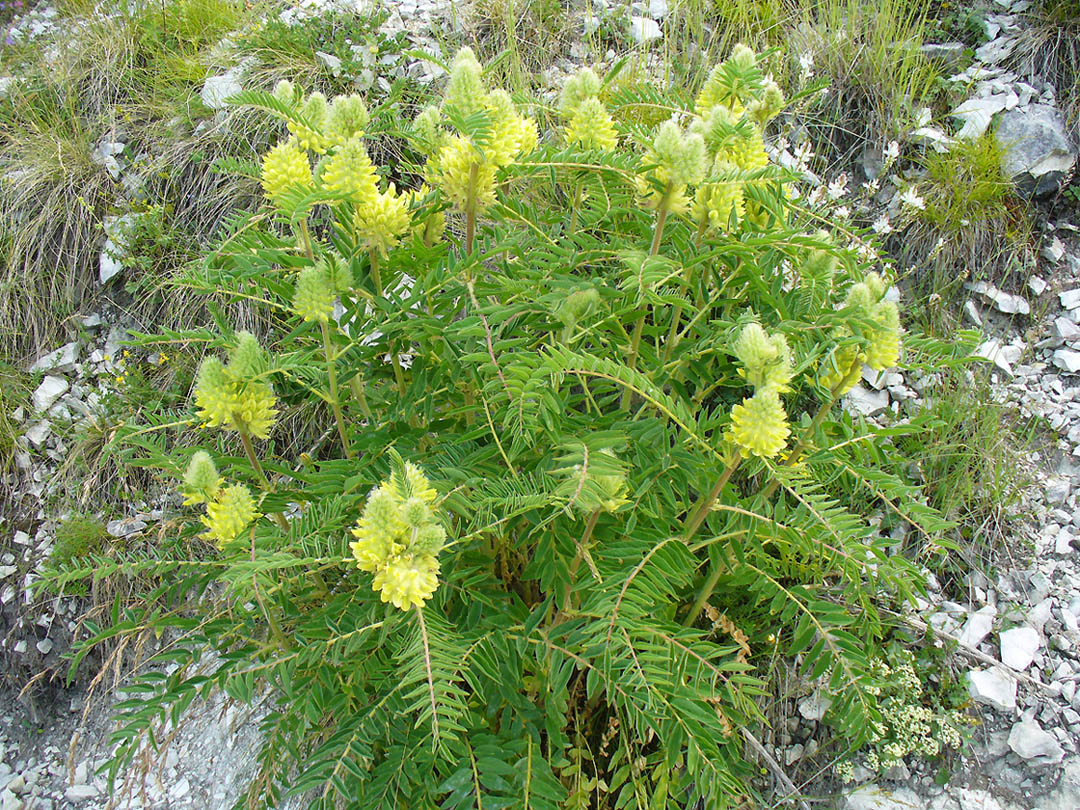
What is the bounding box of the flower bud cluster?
[350,458,448,610]
[728,320,794,459]
[202,484,259,549]
[560,68,618,153]
[820,272,903,394]
[685,45,786,233]
[193,332,278,439]
[260,84,413,254]
[419,47,539,215]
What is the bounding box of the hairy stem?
[237,425,289,532]
[465,163,479,256]
[321,319,354,459]
[297,219,315,264]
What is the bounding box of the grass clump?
[50,513,108,568]
[899,134,1031,332]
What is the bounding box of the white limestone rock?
[628,16,661,44]
[999,626,1040,670]
[968,667,1017,711]
[201,71,243,110]
[958,605,997,647]
[32,376,68,412]
[1007,719,1065,764]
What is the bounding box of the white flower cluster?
[836,655,971,780]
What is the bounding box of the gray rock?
[965,281,1030,315]
[31,376,68,412]
[920,42,968,72]
[999,626,1040,670]
[23,422,50,449]
[27,343,79,374]
[646,0,668,17]
[1040,756,1080,808]
[959,605,997,647]
[995,104,1078,197]
[106,517,147,538]
[956,788,1002,810]
[1007,719,1065,763]
[628,16,661,44]
[315,51,342,76]
[99,240,123,284]
[1054,317,1080,342]
[201,71,243,110]
[34,639,52,655]
[1061,288,1080,311]
[1046,477,1072,506]
[63,785,98,803]
[798,692,832,721]
[845,384,890,417]
[844,785,920,810]
[1054,349,1080,373]
[968,667,1017,711]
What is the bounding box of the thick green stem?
[237,426,289,532]
[369,249,383,297]
[682,455,741,627]
[683,455,741,541]
[620,189,672,411]
[297,219,315,264]
[321,319,354,459]
[558,508,601,619]
[251,525,288,648]
[465,163,479,256]
[569,178,583,235]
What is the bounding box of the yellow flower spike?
[202,484,259,549]
[233,382,278,440]
[288,92,331,153]
[432,135,497,212]
[407,184,447,245]
[371,554,440,610]
[181,450,222,506]
[325,94,369,145]
[320,138,379,207]
[692,158,745,231]
[444,47,487,116]
[350,484,408,572]
[261,139,313,205]
[731,125,769,172]
[194,357,241,429]
[228,332,267,379]
[565,97,618,152]
[350,456,446,609]
[559,67,603,118]
[353,184,412,256]
[865,301,902,371]
[293,263,336,323]
[820,341,865,395]
[729,388,790,459]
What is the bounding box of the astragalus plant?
[51,44,961,809]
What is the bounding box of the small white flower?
[898,186,925,210]
[807,186,825,207]
[862,177,881,194]
[834,205,851,219]
[827,173,848,200]
[871,215,892,235]
[798,52,814,83]
[883,140,900,162]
